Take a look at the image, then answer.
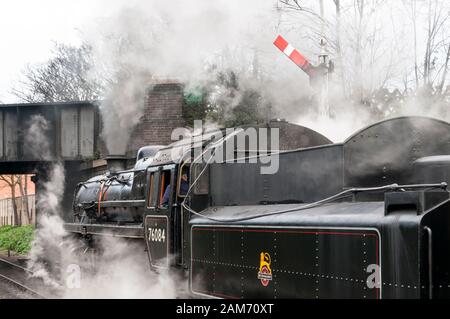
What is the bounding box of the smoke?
[22,115,65,287]
[24,115,52,160]
[26,160,182,298]
[24,115,182,298]
[82,0,414,145]
[26,168,180,297]
[100,73,152,154]
[27,163,66,288]
[29,195,182,298]
[81,0,302,151]
[297,111,373,143]
[61,237,179,299]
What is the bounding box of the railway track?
[0,273,45,299]
[0,257,47,299]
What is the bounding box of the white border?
[145,215,170,269]
[189,225,382,299]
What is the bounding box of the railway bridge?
[0,101,100,221]
[0,101,98,172]
[0,82,187,221]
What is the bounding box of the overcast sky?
[0,0,126,103]
[0,1,445,105]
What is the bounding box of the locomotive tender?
[66,116,450,299]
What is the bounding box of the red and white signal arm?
[273,35,316,78]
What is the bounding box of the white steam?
[81,0,363,145]
[27,161,182,298]
[79,0,450,144]
[27,163,66,288]
[24,115,182,298]
[100,73,152,154]
[62,237,178,299]
[25,115,52,160]
[23,115,66,287]
[83,0,297,151]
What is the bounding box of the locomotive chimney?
[105,155,127,175]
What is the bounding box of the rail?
[0,257,46,299]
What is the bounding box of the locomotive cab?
[144,160,192,269]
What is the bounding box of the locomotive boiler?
[66,116,450,299]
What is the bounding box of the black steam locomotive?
[65,116,450,299]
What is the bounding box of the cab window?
[177,164,190,199]
[159,170,172,207]
[147,170,172,208]
[132,171,146,199]
[147,171,159,208]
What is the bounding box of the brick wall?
[97,82,186,160]
[127,82,186,157]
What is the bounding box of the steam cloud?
[27,164,182,298]
[24,115,182,298]
[84,0,293,152]
[62,237,178,299]
[25,115,52,160]
[27,162,66,288]
[28,164,182,298]
[100,73,152,155]
[83,0,352,145]
[80,0,450,145]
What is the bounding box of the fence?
[0,195,35,226]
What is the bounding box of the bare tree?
[438,42,450,92]
[0,175,35,226]
[333,0,347,95]
[408,0,420,88]
[11,43,104,103]
[280,1,390,93]
[353,0,365,100]
[17,175,32,224]
[279,0,324,19]
[422,0,449,86]
[0,175,20,226]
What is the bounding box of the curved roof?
[149,121,333,166]
[343,116,450,187]
[344,116,450,143]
